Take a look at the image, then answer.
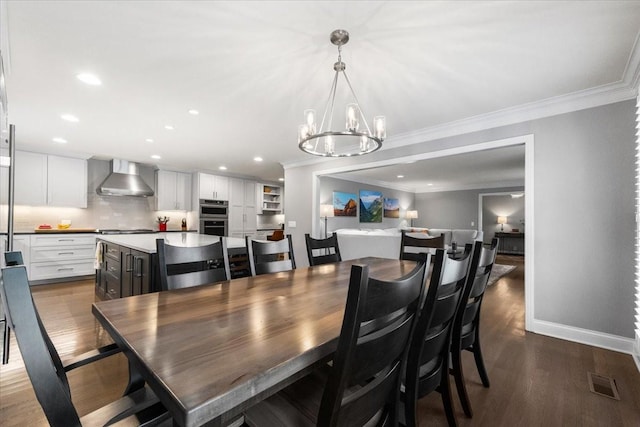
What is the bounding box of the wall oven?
[199,199,228,236]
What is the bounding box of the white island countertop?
[97,233,246,253]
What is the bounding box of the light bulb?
[374,116,386,140]
[346,103,359,131]
[304,109,316,134]
[325,136,334,155]
[360,131,369,152]
[298,124,309,143]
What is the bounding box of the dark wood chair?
[304,233,341,266]
[400,230,445,261]
[156,238,230,291]
[267,229,285,241]
[2,250,25,364]
[244,254,430,427]
[0,265,169,427]
[404,244,476,427]
[246,235,296,276]
[450,238,499,418]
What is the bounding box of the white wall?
[284,99,636,342]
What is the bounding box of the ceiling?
[1,1,639,184]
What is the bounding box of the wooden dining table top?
[92,257,417,427]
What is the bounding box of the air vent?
[587,372,620,400]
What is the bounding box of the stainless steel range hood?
[96,159,154,197]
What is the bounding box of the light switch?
[288,221,297,228]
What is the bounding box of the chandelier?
[298,29,386,157]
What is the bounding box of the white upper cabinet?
[47,155,88,208]
[155,170,192,211]
[12,151,87,208]
[229,178,257,238]
[198,173,229,201]
[15,151,48,206]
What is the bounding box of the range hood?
[96,159,154,197]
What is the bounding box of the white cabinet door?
[47,155,87,208]
[228,178,245,234]
[197,173,228,201]
[15,151,47,206]
[176,172,192,210]
[156,170,178,210]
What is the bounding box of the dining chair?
[246,235,296,276]
[399,230,445,261]
[304,233,342,266]
[0,265,169,427]
[404,244,476,427]
[2,250,25,365]
[450,238,498,418]
[267,229,285,241]
[244,254,430,427]
[156,238,230,291]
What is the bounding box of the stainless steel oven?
[199,199,228,236]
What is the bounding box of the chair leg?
[440,365,457,427]
[472,329,490,388]
[2,321,10,365]
[403,382,418,427]
[451,349,473,418]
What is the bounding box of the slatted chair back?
[404,244,475,427]
[1,266,82,426]
[305,233,342,266]
[246,235,296,276]
[400,231,445,261]
[450,238,499,417]
[156,238,230,291]
[317,254,430,426]
[4,250,25,266]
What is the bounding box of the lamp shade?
[406,210,418,219]
[497,216,508,225]
[320,204,335,218]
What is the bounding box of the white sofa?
[334,227,483,261]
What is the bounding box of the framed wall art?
[359,190,383,223]
[383,198,400,218]
[333,191,357,217]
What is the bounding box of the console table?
[495,232,525,255]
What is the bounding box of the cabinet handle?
[125,253,134,272]
[58,251,74,255]
[57,267,74,271]
[134,257,143,278]
[58,238,75,242]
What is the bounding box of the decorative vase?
[159,223,167,231]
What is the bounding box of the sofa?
[334,227,483,261]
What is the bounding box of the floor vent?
[587,372,620,400]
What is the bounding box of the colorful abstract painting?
[384,198,400,218]
[359,190,383,223]
[333,191,357,217]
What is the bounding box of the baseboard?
[531,319,635,355]
[633,353,640,373]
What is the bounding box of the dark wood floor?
[1,256,639,426]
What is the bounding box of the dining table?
[92,257,417,427]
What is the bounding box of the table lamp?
[406,210,418,227]
[320,204,334,238]
[497,216,507,232]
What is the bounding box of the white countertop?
[97,233,246,253]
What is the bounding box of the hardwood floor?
[1,256,639,426]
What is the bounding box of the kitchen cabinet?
[155,170,192,211]
[12,151,87,208]
[256,183,282,214]
[197,172,229,201]
[29,234,96,281]
[1,235,30,274]
[47,155,88,208]
[96,240,152,299]
[229,178,257,239]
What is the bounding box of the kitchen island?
[95,233,247,299]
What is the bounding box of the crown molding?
[624,30,640,91]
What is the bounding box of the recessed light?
[278,178,285,182]
[188,109,199,115]
[219,166,227,171]
[61,114,79,122]
[76,73,102,86]
[145,138,154,143]
[52,137,67,144]
[164,125,174,130]
[427,183,433,186]
[254,157,263,162]
[151,154,161,160]
[397,175,404,178]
